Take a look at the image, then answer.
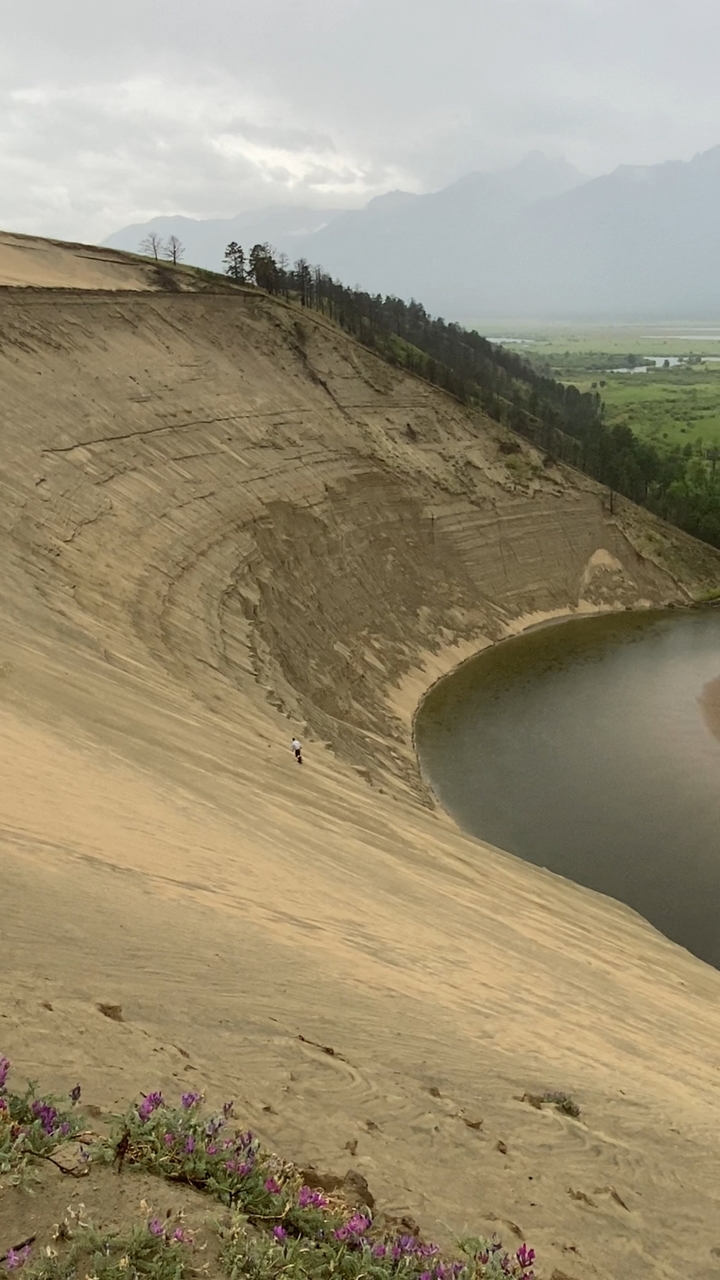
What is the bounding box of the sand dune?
[2,236,720,1279]
[0,230,166,291]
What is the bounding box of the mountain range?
[105,147,720,319]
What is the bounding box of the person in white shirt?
[291,737,303,764]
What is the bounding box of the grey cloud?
[2,0,720,241]
[223,118,336,153]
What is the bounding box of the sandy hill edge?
[2,234,720,1280]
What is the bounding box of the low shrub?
[1,1060,537,1280]
[220,1220,536,1280]
[0,1057,84,1184]
[541,1091,580,1119]
[18,1222,192,1280]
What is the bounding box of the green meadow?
[576,366,720,449]
[472,322,720,450]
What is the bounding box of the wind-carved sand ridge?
[3,234,720,1279]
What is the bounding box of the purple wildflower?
[181,1091,201,1110]
[235,1161,253,1177]
[184,1136,195,1154]
[207,1144,218,1156]
[420,1272,432,1280]
[0,1098,7,1113]
[0,1057,10,1090]
[138,1091,164,1122]
[516,1245,536,1272]
[372,1244,387,1259]
[148,1220,165,1238]
[272,1226,287,1243]
[172,1227,192,1245]
[31,1100,59,1135]
[264,1177,281,1194]
[334,1213,371,1243]
[59,1122,71,1137]
[298,1186,327,1210]
[4,1246,31,1271]
[163,1133,175,1146]
[392,1235,419,1261]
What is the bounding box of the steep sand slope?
[2,245,720,1279]
[0,230,167,290]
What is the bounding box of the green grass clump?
[0,1056,84,1184]
[540,1091,581,1118]
[100,1090,315,1225]
[18,1222,191,1280]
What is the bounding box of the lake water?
[611,355,689,373]
[415,609,720,968]
[652,332,720,341]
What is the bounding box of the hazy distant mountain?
[295,152,585,304]
[488,146,720,319]
[299,147,720,318]
[103,153,582,284]
[103,205,344,271]
[105,147,720,318]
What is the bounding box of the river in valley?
[415,609,720,968]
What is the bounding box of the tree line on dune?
[219,240,720,551]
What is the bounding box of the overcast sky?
[2,0,720,243]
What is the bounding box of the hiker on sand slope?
[291,737,303,764]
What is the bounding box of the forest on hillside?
[222,240,720,552]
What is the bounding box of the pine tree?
[223,242,245,282]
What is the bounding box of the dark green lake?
[415,609,720,968]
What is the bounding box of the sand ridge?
[2,245,720,1278]
[0,230,163,291]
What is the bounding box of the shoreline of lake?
[414,605,720,968]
